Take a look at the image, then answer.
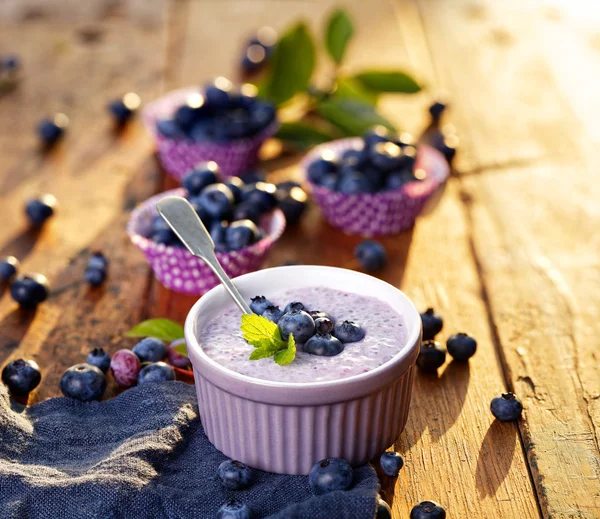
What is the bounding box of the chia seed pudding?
[199,286,407,383]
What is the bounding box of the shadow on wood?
[0,307,37,365]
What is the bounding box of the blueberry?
[307,155,338,184]
[341,147,367,168]
[320,173,339,191]
[428,101,447,122]
[2,54,20,72]
[239,170,265,184]
[446,333,477,361]
[278,310,315,343]
[138,362,176,385]
[168,339,191,369]
[174,103,200,131]
[182,162,219,196]
[309,310,332,322]
[308,458,353,495]
[187,196,213,227]
[216,500,251,519]
[337,171,373,194]
[198,184,234,220]
[210,221,228,251]
[10,274,50,308]
[370,142,403,171]
[420,308,443,340]
[333,320,365,344]
[354,240,387,271]
[275,180,302,192]
[314,317,333,334]
[249,102,276,132]
[233,201,262,225]
[2,359,41,396]
[218,459,253,490]
[284,301,305,313]
[156,119,181,138]
[84,267,106,286]
[110,349,141,387]
[385,170,413,191]
[363,126,393,148]
[0,256,19,281]
[88,252,108,271]
[37,116,67,146]
[376,499,392,519]
[224,176,245,203]
[250,296,273,315]
[243,182,278,212]
[204,77,232,110]
[399,145,417,170]
[225,220,260,251]
[410,501,446,519]
[490,393,523,422]
[87,348,111,373]
[304,333,344,356]
[60,363,106,402]
[262,305,284,323]
[416,341,446,373]
[152,228,178,245]
[132,337,167,363]
[107,93,140,125]
[380,451,404,477]
[277,186,307,225]
[25,194,56,226]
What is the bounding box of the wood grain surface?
[1,0,598,517]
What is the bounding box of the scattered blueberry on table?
[2,359,41,396]
[37,113,69,147]
[410,501,446,519]
[446,333,477,362]
[240,26,277,73]
[420,308,443,341]
[85,251,109,286]
[355,241,387,271]
[25,194,56,227]
[309,458,354,495]
[132,337,167,363]
[218,459,253,490]
[307,126,421,193]
[216,500,251,519]
[156,79,276,142]
[110,349,142,388]
[376,499,392,519]
[1,54,20,73]
[138,362,175,385]
[380,451,404,477]
[416,340,447,373]
[275,184,308,225]
[0,256,20,281]
[10,273,50,308]
[87,348,111,373]
[490,393,523,422]
[107,92,141,125]
[60,363,107,401]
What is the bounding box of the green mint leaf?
[352,70,421,94]
[241,314,280,345]
[262,23,316,105]
[334,77,378,107]
[172,338,188,357]
[274,333,296,366]
[276,121,336,149]
[126,319,184,342]
[317,98,396,136]
[250,348,277,361]
[325,9,354,65]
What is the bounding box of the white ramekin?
[185,266,421,475]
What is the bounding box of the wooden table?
[1,1,599,517]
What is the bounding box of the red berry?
[110,349,141,387]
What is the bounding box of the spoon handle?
[156,196,252,315]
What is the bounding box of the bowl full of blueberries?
[302,126,450,237]
[127,162,286,295]
[142,79,278,179]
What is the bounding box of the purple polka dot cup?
[303,138,450,237]
[142,87,279,180]
[127,188,286,296]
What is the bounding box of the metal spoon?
[156,196,252,315]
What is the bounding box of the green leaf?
[262,23,316,105]
[173,340,188,357]
[334,77,378,107]
[241,314,280,346]
[352,70,421,93]
[274,334,296,365]
[276,121,335,148]
[317,98,396,136]
[250,348,278,360]
[325,9,354,65]
[126,319,184,342]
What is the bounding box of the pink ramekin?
[127,188,286,296]
[142,87,279,180]
[302,138,449,237]
[184,266,422,475]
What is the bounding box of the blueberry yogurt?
[199,286,407,383]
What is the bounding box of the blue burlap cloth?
[0,381,379,518]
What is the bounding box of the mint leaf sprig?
[241,314,296,366]
[126,318,187,356]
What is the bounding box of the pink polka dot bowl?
[127,188,286,296]
[302,138,450,237]
[142,87,279,180]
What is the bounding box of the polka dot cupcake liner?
[302,138,450,237]
[142,87,279,180]
[127,188,286,296]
